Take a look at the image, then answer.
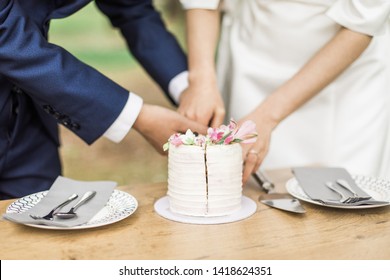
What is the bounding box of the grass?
[48,2,186,187]
[49,3,138,71]
[49,2,186,71]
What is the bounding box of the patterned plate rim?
[6,190,138,230]
[286,175,390,209]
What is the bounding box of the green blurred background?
[48,1,186,186]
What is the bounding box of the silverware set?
[325,180,371,204]
[314,180,388,206]
[29,191,96,221]
[255,168,388,211]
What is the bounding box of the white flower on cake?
[165,120,258,217]
[163,119,257,151]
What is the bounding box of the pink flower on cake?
[223,134,234,145]
[207,127,225,142]
[232,120,257,144]
[163,119,257,150]
[170,134,183,147]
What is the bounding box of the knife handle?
[253,169,275,193]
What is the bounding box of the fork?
[336,179,371,203]
[29,193,78,220]
[325,181,355,203]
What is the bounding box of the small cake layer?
[167,144,243,217]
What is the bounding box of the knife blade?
[253,169,306,214]
[261,198,306,213]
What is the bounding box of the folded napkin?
[3,176,117,228]
[292,167,371,203]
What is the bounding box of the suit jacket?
[0,0,187,145]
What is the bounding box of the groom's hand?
[133,104,208,154]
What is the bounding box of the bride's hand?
[177,80,225,128]
[239,112,277,185]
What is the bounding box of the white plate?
[6,190,138,230]
[286,175,390,209]
[154,196,257,224]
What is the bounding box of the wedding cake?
[163,120,257,217]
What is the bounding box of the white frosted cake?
[167,144,243,217]
[164,120,257,217]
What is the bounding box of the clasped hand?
[133,104,208,155]
[136,97,273,185]
[178,84,275,185]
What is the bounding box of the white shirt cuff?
[103,92,143,143]
[168,71,189,104]
[179,0,220,10]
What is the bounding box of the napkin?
[291,167,371,202]
[3,176,117,228]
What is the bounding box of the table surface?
[1,169,389,260]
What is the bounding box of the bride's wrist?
[188,69,217,86]
[256,89,298,129]
[253,104,283,131]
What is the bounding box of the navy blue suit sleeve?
[0,0,9,10]
[96,0,188,102]
[0,0,129,144]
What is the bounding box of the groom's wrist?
[168,71,189,104]
[103,92,143,143]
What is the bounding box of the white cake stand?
[154,196,257,225]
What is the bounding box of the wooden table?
[1,169,389,260]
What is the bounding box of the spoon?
[55,191,96,219]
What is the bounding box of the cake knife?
[253,169,306,214]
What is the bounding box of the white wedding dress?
[181,0,390,179]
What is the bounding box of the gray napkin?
[3,176,117,228]
[292,167,370,202]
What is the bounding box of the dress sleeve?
[326,0,390,36]
[179,0,220,10]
